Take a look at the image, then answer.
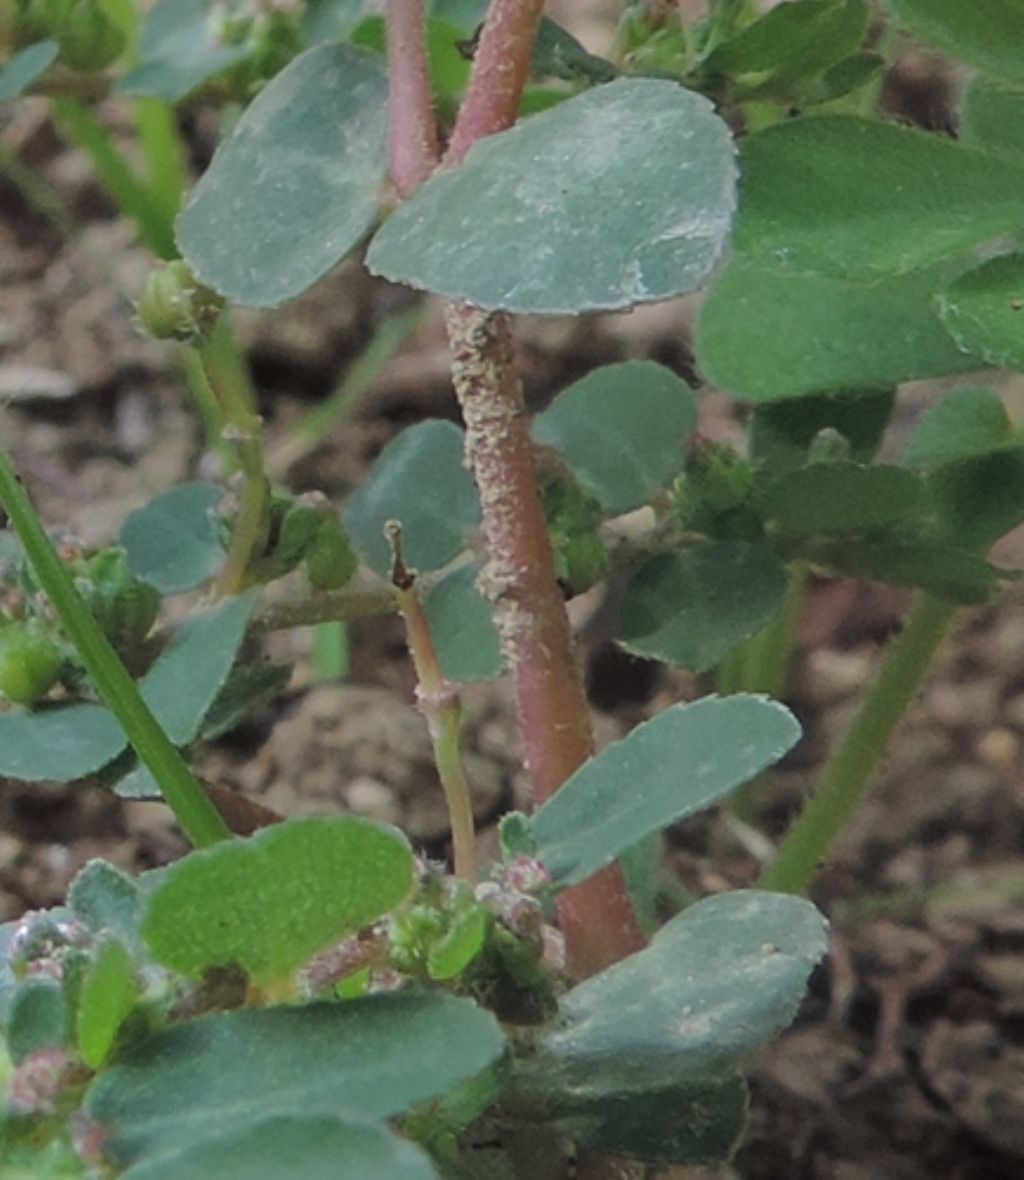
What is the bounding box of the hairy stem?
[760,593,955,893]
[250,586,397,635]
[386,0,441,196]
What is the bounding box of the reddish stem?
[385,0,440,196]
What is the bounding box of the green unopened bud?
[136,261,224,344]
[677,437,763,541]
[57,0,126,72]
[15,0,74,46]
[305,515,357,591]
[0,620,63,705]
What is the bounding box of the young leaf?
[5,977,67,1064]
[117,0,250,101]
[515,890,827,1098]
[121,482,225,595]
[139,591,258,746]
[344,421,480,576]
[732,116,1024,279]
[177,42,389,307]
[0,704,127,783]
[76,938,137,1069]
[68,860,144,954]
[961,78,1024,163]
[749,388,895,472]
[530,695,800,888]
[937,253,1024,372]
[617,543,789,673]
[115,1116,439,1180]
[885,0,1024,85]
[0,41,58,102]
[368,79,737,313]
[901,387,1012,468]
[141,816,413,983]
[85,992,504,1169]
[532,362,697,515]
[423,563,501,682]
[696,258,978,400]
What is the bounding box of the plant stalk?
[759,592,955,893]
[385,0,440,197]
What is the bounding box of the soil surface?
[2,17,1024,1180]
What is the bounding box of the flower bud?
[0,620,63,705]
[57,0,126,72]
[136,260,224,344]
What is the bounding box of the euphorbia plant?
[2,0,1024,1175]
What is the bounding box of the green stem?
[133,98,187,234]
[0,448,229,848]
[759,592,955,894]
[250,586,396,634]
[740,561,807,699]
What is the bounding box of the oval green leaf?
[368,79,736,313]
[531,695,801,888]
[141,816,414,983]
[617,542,789,672]
[85,992,503,1169]
[901,386,1012,468]
[0,41,58,102]
[177,42,389,307]
[121,482,225,595]
[938,253,1024,372]
[0,703,127,783]
[532,362,696,515]
[77,938,138,1069]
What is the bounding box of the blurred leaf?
[6,977,67,1064]
[928,447,1024,548]
[807,538,1005,602]
[427,906,490,981]
[532,362,696,515]
[76,938,137,1069]
[902,387,1012,467]
[531,695,800,888]
[938,253,1024,371]
[141,816,413,983]
[368,79,736,313]
[68,861,143,954]
[803,51,884,104]
[961,78,1024,162]
[0,704,126,783]
[117,0,249,101]
[345,421,480,577]
[758,463,928,540]
[85,992,504,1169]
[0,41,58,102]
[121,482,225,595]
[515,890,826,1100]
[117,1116,439,1180]
[139,591,258,746]
[423,563,501,682]
[696,258,978,399]
[199,662,293,740]
[749,388,895,472]
[177,43,388,307]
[617,543,789,672]
[732,116,1024,279]
[884,0,1024,85]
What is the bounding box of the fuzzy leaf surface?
[368,79,736,313]
[531,696,800,887]
[532,362,697,514]
[177,42,389,307]
[68,860,144,954]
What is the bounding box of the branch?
[385,0,441,196]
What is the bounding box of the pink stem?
[385,0,440,197]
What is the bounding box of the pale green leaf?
[77,938,137,1069]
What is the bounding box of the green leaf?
[884,0,1024,85]
[85,992,504,1168]
[177,42,389,307]
[696,258,979,400]
[68,860,143,954]
[617,543,789,672]
[139,591,258,746]
[703,0,867,84]
[807,539,1004,602]
[0,41,58,102]
[427,906,490,981]
[757,463,929,540]
[961,78,1024,162]
[749,388,895,472]
[117,0,248,101]
[803,50,884,105]
[118,1116,439,1180]
[532,362,697,515]
[76,938,137,1069]
[368,79,736,313]
[6,977,67,1064]
[423,563,501,682]
[531,695,800,888]
[928,447,1024,548]
[121,483,225,595]
[561,1074,748,1164]
[0,704,126,783]
[141,816,413,983]
[516,890,826,1100]
[344,421,480,576]
[732,116,1024,279]
[199,662,294,740]
[901,386,1012,467]
[938,253,1024,371]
